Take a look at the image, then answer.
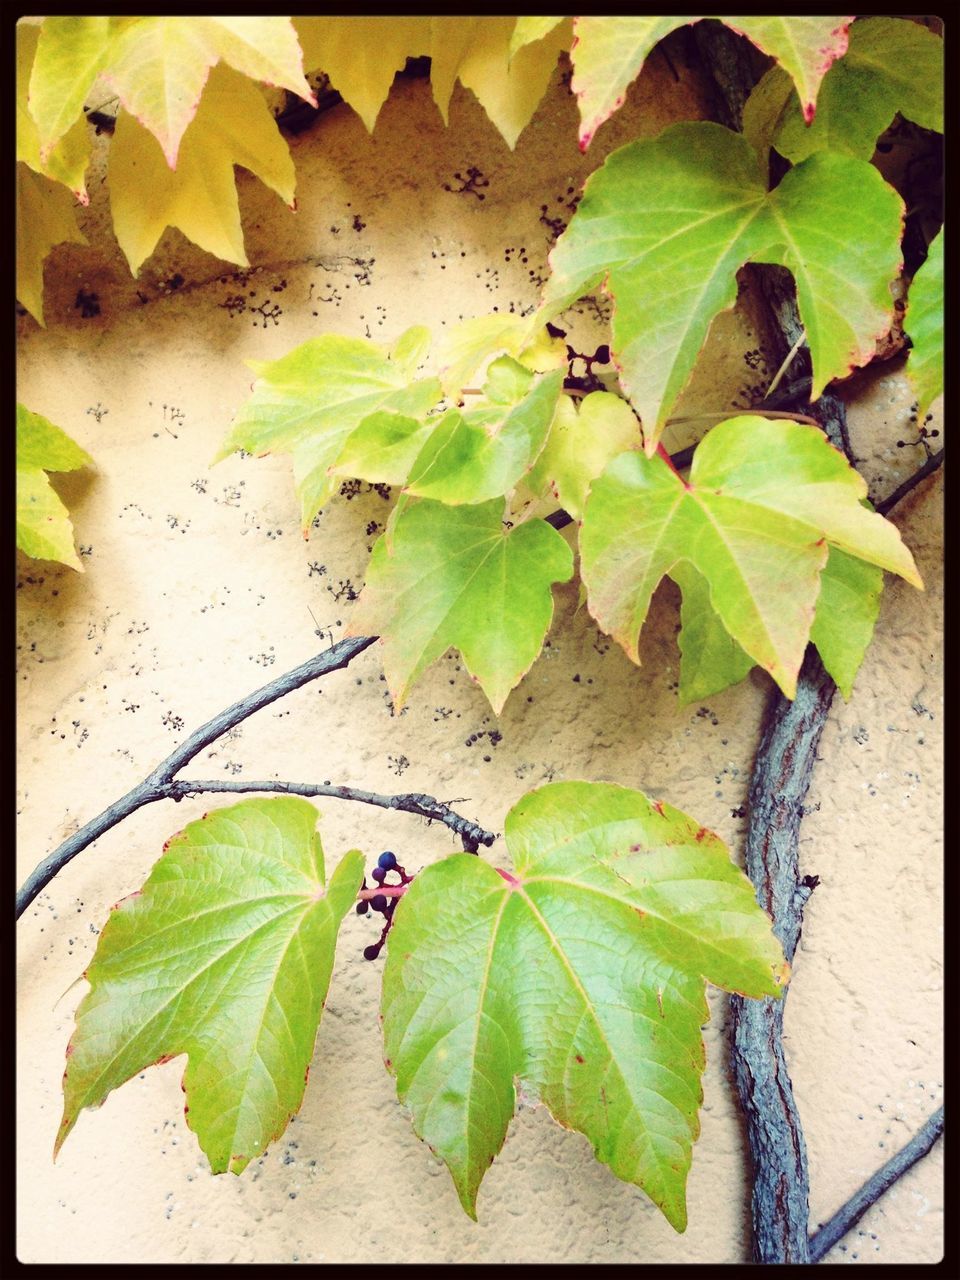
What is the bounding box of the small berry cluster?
[356,851,413,961]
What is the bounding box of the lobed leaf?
[525,390,642,520]
[404,368,564,505]
[218,333,440,530]
[58,798,364,1172]
[382,780,788,1226]
[543,124,905,451]
[580,416,920,699]
[296,16,569,148]
[904,229,943,417]
[109,64,296,276]
[744,18,943,165]
[296,17,431,133]
[103,16,314,168]
[570,16,851,149]
[16,405,93,572]
[673,547,883,704]
[347,499,573,713]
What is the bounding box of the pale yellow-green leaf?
[526,391,642,519]
[330,412,437,486]
[436,312,541,398]
[17,404,93,571]
[103,16,314,167]
[16,163,88,326]
[219,334,441,530]
[725,16,852,122]
[809,546,883,700]
[383,780,787,1225]
[17,468,83,571]
[389,325,432,378]
[28,17,111,158]
[295,16,569,146]
[17,22,91,200]
[404,370,564,505]
[109,64,296,275]
[57,798,364,1173]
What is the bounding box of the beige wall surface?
[17,51,942,1265]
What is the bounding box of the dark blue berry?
[378,851,398,870]
[355,900,368,915]
[371,866,386,883]
[370,894,387,912]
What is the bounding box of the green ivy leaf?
[671,561,756,705]
[905,229,943,417]
[544,124,904,451]
[331,412,437,487]
[218,334,441,530]
[809,546,883,700]
[404,368,564,505]
[17,404,92,570]
[580,417,920,699]
[570,16,851,148]
[57,797,364,1172]
[525,390,642,520]
[672,547,883,704]
[744,19,943,165]
[382,780,788,1226]
[348,499,573,713]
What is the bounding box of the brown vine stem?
[15,635,495,919]
[691,18,943,1263]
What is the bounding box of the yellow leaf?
[103,16,314,167]
[296,15,570,147]
[436,16,572,148]
[109,64,296,276]
[296,17,431,132]
[16,163,87,326]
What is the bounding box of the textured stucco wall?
[17,46,942,1265]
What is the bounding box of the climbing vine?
[16,14,943,1265]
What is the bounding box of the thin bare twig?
[167,779,495,851]
[809,1107,944,1262]
[15,635,494,919]
[876,449,944,516]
